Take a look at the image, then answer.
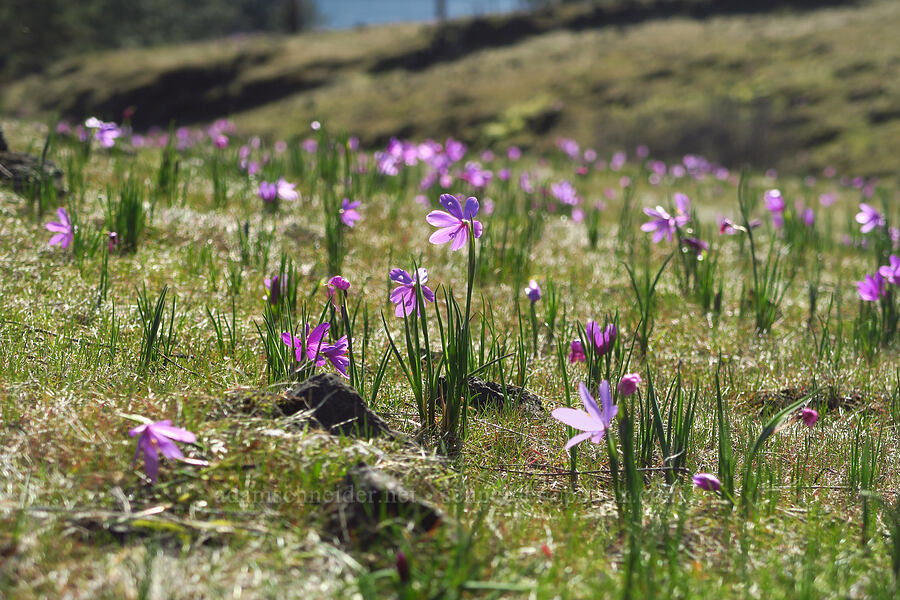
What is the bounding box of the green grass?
[1,112,900,599]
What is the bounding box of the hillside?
[3,0,899,175]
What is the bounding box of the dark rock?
[326,462,442,541]
[280,373,395,439]
[437,375,545,415]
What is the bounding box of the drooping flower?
[681,237,709,258]
[800,407,818,427]
[551,381,618,451]
[389,268,435,317]
[857,273,885,302]
[568,339,586,363]
[340,198,361,227]
[617,373,643,396]
[108,231,118,252]
[325,275,350,309]
[586,321,616,356]
[524,280,541,303]
[426,194,483,251]
[692,473,721,492]
[641,205,688,243]
[878,254,900,286]
[128,420,196,483]
[856,203,884,234]
[46,207,74,249]
[281,323,330,365]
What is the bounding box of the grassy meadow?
[0,105,899,600]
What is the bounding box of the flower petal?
[439,194,464,219]
[426,211,461,228]
[463,196,479,220]
[578,382,603,421]
[564,431,595,451]
[552,406,604,432]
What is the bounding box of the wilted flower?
[389,268,435,317]
[551,381,618,450]
[46,207,74,249]
[426,194,483,251]
[692,473,721,492]
[128,420,196,483]
[340,198,361,227]
[800,407,818,427]
[617,373,642,396]
[857,273,885,302]
[856,203,884,233]
[524,280,541,303]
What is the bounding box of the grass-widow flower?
[617,373,643,396]
[426,194,483,251]
[524,280,541,303]
[551,381,618,450]
[692,473,721,492]
[856,203,884,233]
[390,268,435,317]
[128,419,196,483]
[46,207,75,249]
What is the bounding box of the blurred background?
[2,0,897,175]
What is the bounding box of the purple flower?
[85,117,121,148]
[325,275,350,309]
[321,336,350,378]
[128,420,196,483]
[681,237,709,257]
[46,207,74,249]
[878,254,900,286]
[214,134,229,149]
[617,373,643,396]
[281,323,330,365]
[641,205,688,243]
[692,473,721,492]
[390,268,435,317]
[586,321,616,355]
[568,339,586,363]
[264,275,287,305]
[276,178,298,201]
[802,207,815,227]
[550,181,580,206]
[108,231,118,252]
[258,181,278,203]
[800,407,818,427]
[551,381,618,450]
[857,273,885,302]
[856,203,884,234]
[340,198,361,227]
[524,280,541,303]
[426,194,484,251]
[764,189,785,213]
